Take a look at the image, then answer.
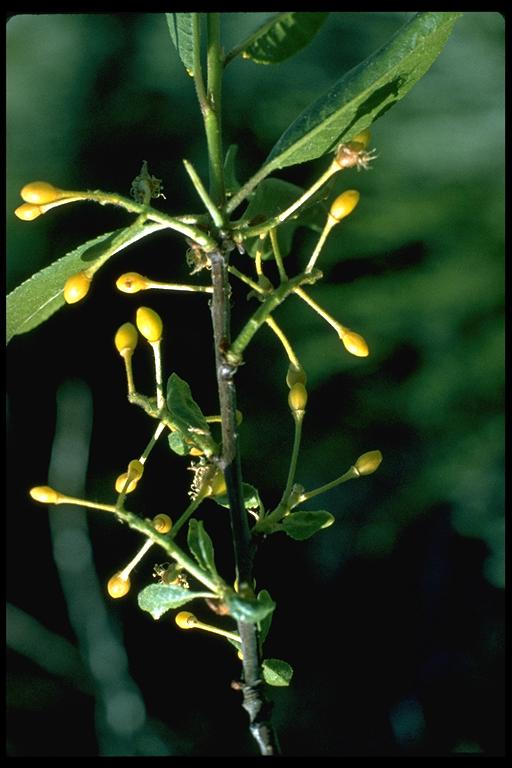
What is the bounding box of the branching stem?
[209,247,279,756]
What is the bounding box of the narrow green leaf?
[187,519,218,579]
[7,222,162,344]
[138,583,209,620]
[166,373,217,457]
[212,482,261,511]
[225,589,276,624]
[241,178,327,260]
[261,12,461,173]
[224,144,241,197]
[281,510,335,540]
[257,590,274,648]
[241,12,328,65]
[262,658,294,687]
[166,13,195,75]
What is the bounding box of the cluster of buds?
[107,514,173,599]
[14,181,82,221]
[115,459,145,495]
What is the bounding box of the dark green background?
[6,12,505,756]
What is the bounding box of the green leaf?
[262,12,461,173]
[281,510,335,540]
[225,589,276,624]
[241,178,327,260]
[137,583,210,620]
[166,13,195,75]
[212,482,261,511]
[166,373,217,457]
[224,144,241,198]
[257,590,274,647]
[262,658,294,687]
[187,519,218,579]
[167,430,189,456]
[241,12,328,65]
[6,223,161,344]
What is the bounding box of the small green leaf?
[262,658,294,687]
[241,12,328,65]
[167,430,189,456]
[166,373,217,457]
[187,519,218,579]
[138,583,209,620]
[212,483,261,511]
[6,223,162,344]
[225,589,276,624]
[260,12,461,174]
[166,13,195,75]
[257,590,274,647]
[281,510,335,540]
[224,144,241,198]
[241,178,327,260]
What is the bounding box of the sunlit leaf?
[137,583,210,620]
[262,12,461,173]
[262,658,293,686]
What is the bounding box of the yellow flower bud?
[107,572,131,599]
[15,203,43,221]
[286,364,307,389]
[175,611,197,629]
[63,271,92,304]
[354,450,382,477]
[115,472,139,494]
[29,485,61,504]
[20,181,66,205]
[153,513,173,534]
[329,190,360,223]
[127,459,144,481]
[114,322,138,356]
[116,272,150,293]
[350,129,371,149]
[288,382,308,413]
[136,306,163,343]
[207,469,227,497]
[339,329,369,357]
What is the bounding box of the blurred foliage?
[7,12,504,757]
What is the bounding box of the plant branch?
[183,158,224,228]
[209,247,279,756]
[49,493,219,591]
[209,249,251,579]
[231,162,337,236]
[56,189,217,250]
[192,13,208,113]
[229,269,322,364]
[205,13,225,209]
